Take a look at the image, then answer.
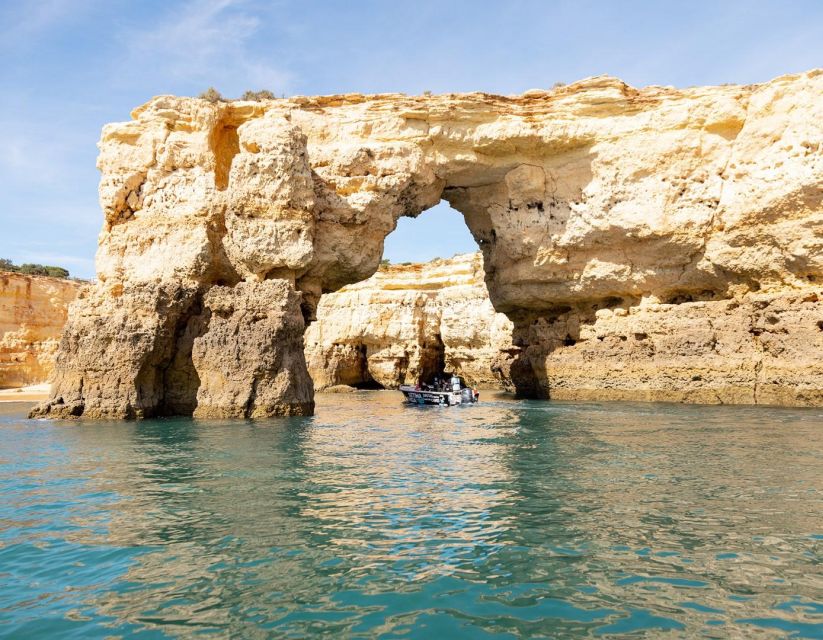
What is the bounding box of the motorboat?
[399,376,479,406]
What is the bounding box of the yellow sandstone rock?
[32,70,823,417]
[305,254,514,390]
[0,274,83,389]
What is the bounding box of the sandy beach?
[0,383,50,403]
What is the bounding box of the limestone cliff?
[33,70,823,418]
[0,273,83,388]
[305,254,514,390]
[513,289,822,405]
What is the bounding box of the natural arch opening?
[382,200,478,266]
[304,199,516,394]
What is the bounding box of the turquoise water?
[1,392,822,638]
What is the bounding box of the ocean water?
[1,392,822,639]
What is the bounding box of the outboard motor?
[461,388,475,403]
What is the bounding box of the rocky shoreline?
[11,256,821,407]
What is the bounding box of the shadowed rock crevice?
[159,300,208,416]
[210,123,240,191]
[420,333,446,385]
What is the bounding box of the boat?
[399,377,479,406]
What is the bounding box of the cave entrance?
[351,332,447,390]
[419,332,447,386]
[352,344,383,390]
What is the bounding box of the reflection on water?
[0,393,821,638]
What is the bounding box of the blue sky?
[1,0,822,277]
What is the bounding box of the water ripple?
[1,394,822,637]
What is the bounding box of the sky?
[1,0,822,278]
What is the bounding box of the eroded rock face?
[35,70,823,417]
[304,254,515,390]
[192,280,314,418]
[0,274,84,389]
[30,282,200,419]
[512,290,823,406]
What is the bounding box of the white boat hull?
[399,385,477,406]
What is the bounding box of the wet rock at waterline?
[33,71,823,417]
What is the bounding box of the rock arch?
[32,71,823,418]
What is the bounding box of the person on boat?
[451,374,461,392]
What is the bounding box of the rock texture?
[35,70,823,417]
[513,290,822,405]
[34,282,200,418]
[305,253,514,390]
[0,273,83,388]
[193,280,314,418]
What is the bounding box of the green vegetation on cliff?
[0,258,69,279]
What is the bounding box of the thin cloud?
[0,124,92,187]
[0,0,94,49]
[122,0,292,96]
